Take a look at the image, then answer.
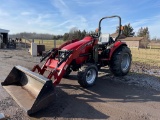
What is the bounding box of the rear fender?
[109,41,127,60]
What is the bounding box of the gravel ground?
[0,49,160,120]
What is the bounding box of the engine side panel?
[75,37,96,64]
[71,36,97,64]
[61,36,93,50]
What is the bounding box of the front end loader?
[1,15,132,115]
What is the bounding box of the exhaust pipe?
[1,66,55,115]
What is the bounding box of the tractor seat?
[98,33,110,45]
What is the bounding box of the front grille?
[58,50,72,61]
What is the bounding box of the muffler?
[1,65,55,115]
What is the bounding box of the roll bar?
[97,15,122,41]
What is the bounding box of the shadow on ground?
[29,68,160,119]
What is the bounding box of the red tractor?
[2,15,132,115]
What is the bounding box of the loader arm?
[32,39,80,75]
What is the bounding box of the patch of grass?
[147,45,160,49]
[131,48,160,67]
[34,39,64,50]
[22,39,65,50]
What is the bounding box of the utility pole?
[54,39,56,48]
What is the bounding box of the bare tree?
[10,32,63,40]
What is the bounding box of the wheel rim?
[86,68,96,84]
[121,53,130,72]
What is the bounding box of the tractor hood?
[62,36,93,50]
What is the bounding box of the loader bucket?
[1,65,55,115]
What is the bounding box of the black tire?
[63,66,72,78]
[77,63,98,88]
[109,46,132,76]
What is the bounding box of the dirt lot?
[0,49,160,120]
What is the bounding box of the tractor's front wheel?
[77,64,98,88]
[110,46,132,76]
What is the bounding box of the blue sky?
[0,0,160,38]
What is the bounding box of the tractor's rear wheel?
[77,64,98,88]
[110,46,132,76]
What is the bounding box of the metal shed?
[0,28,9,45]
